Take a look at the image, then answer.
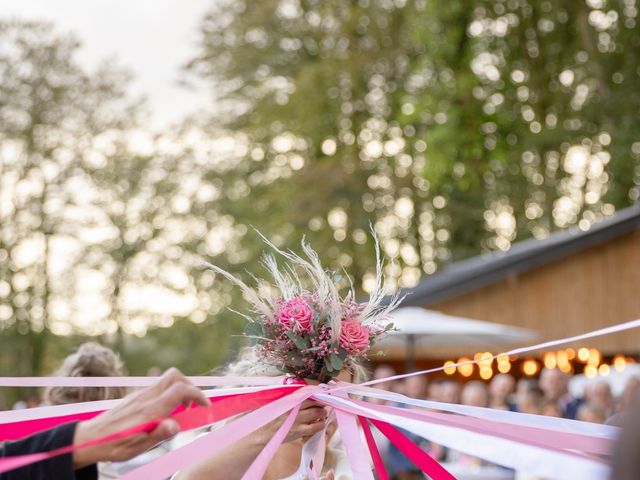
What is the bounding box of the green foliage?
[184,0,640,302]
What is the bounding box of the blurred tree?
[185,0,640,299]
[0,21,138,375]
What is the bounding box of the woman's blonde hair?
[45,342,126,405]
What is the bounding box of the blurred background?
[1,0,640,411]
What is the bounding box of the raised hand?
[72,368,210,468]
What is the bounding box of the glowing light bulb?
[522,359,539,376]
[584,365,597,378]
[598,364,610,376]
[543,352,557,369]
[443,361,456,375]
[577,348,590,362]
[457,357,474,377]
[614,355,626,372]
[480,367,493,380]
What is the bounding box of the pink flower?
[339,320,370,354]
[277,297,314,332]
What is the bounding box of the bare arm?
[176,401,327,480]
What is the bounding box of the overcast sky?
[0,0,212,129]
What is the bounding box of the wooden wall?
[421,229,640,357]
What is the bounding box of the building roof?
[398,204,640,307]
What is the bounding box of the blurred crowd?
[369,364,640,480]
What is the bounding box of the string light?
[587,348,601,366]
[613,355,627,372]
[497,353,511,373]
[479,366,493,380]
[457,357,474,377]
[479,352,493,367]
[565,348,576,360]
[577,348,590,362]
[556,350,572,373]
[584,365,597,378]
[598,364,611,376]
[522,359,539,376]
[559,362,573,374]
[497,362,511,373]
[543,352,557,369]
[443,361,456,375]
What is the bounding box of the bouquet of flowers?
[205,234,401,382]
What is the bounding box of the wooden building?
[388,205,640,361]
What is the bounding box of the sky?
[0,0,212,129]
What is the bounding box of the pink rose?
[277,297,314,332]
[339,320,370,354]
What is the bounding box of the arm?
[1,368,209,480]
[0,422,96,480]
[176,401,327,480]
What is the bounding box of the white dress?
[279,428,353,480]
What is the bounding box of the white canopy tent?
[376,307,539,369]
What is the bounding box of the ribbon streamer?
[2,318,637,478]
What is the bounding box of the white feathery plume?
[201,260,273,318]
[203,229,401,334]
[358,229,403,325]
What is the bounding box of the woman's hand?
[256,399,328,444]
[73,368,210,468]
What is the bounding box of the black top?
[0,422,97,480]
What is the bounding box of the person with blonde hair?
[45,342,126,406]
[175,347,369,480]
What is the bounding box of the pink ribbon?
[349,398,613,456]
[2,317,636,477]
[241,403,301,479]
[121,385,316,480]
[0,386,303,475]
[0,386,299,442]
[370,419,456,480]
[0,375,285,387]
[334,407,374,480]
[358,416,389,480]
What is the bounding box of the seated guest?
[0,368,209,480]
[516,384,544,415]
[446,382,491,468]
[489,374,516,410]
[461,381,489,408]
[577,403,607,424]
[45,342,126,406]
[539,368,582,419]
[587,381,614,418]
[427,378,445,402]
[368,364,397,405]
[439,380,462,404]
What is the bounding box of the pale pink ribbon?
[0,385,292,423]
[348,318,640,390]
[0,375,285,387]
[334,406,374,480]
[121,385,316,480]
[319,393,610,479]
[2,318,635,478]
[241,403,301,479]
[347,384,617,440]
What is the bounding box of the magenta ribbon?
[370,418,456,480]
[358,416,389,480]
